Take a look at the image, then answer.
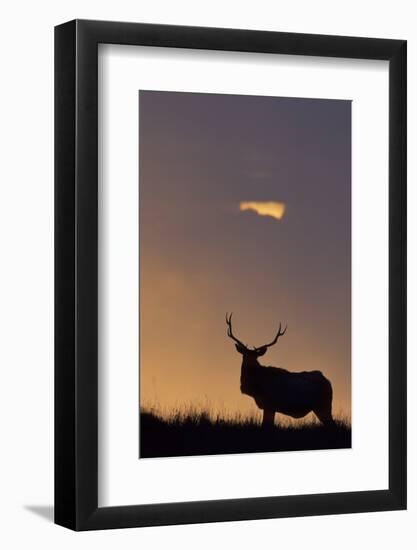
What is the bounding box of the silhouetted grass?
[140,407,351,458]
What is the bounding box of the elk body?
[226,314,334,427]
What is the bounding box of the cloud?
[239,201,286,221]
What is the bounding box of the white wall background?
[0,1,415,548]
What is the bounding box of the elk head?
[225,312,287,367]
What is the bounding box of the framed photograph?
[55,19,406,530]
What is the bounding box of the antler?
[256,323,287,350]
[225,313,246,348]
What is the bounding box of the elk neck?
[240,355,262,397]
[241,356,262,369]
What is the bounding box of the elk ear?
[256,346,267,356]
[235,343,246,354]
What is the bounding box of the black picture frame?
[55,19,407,531]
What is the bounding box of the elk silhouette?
[226,313,334,427]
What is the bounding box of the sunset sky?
[139,91,351,421]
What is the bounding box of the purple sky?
[139,91,351,420]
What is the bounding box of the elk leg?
[314,406,335,427]
[262,409,275,427]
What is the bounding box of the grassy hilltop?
[140,407,351,458]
